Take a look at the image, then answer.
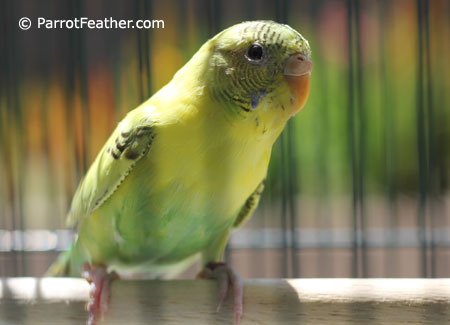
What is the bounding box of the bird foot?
[82,263,118,325]
[197,262,243,325]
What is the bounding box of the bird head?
[205,20,312,124]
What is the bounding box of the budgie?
[47,20,312,324]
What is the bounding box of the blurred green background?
[0,0,449,278]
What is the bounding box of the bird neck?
[150,42,289,148]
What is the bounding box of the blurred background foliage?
[0,0,449,278]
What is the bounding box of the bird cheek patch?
[250,88,267,109]
[284,74,310,115]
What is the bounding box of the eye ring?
[245,43,266,64]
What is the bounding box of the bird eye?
[246,43,265,63]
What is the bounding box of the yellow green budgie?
[47,20,312,324]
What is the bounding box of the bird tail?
[45,248,73,277]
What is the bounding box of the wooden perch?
[1,278,450,324]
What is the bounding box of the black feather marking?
[233,179,266,228]
[269,31,276,42]
[116,142,127,152]
[263,24,271,42]
[125,149,140,160]
[276,33,281,43]
[257,29,262,41]
[240,105,250,113]
[91,129,155,214]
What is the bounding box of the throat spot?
[251,88,267,109]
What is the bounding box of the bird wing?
[233,179,265,228]
[67,105,157,226]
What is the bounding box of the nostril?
[284,53,313,76]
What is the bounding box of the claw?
[198,262,243,325]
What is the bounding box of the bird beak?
[283,53,312,115]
